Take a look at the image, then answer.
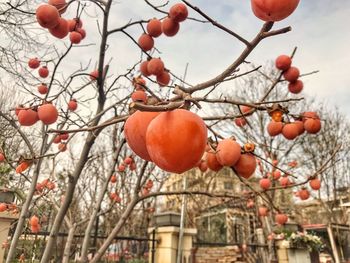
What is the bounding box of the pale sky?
[42,0,350,117]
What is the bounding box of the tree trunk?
[62,225,76,263]
[80,140,125,262]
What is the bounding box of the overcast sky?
[55,0,350,117]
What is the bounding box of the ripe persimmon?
[0,153,4,162]
[304,119,321,134]
[267,121,283,136]
[147,58,164,76]
[251,0,300,22]
[283,66,300,82]
[124,157,133,165]
[110,175,117,183]
[233,153,257,179]
[156,71,171,86]
[279,176,290,187]
[258,206,268,217]
[28,58,40,69]
[275,55,291,71]
[310,178,321,190]
[68,18,83,31]
[140,61,151,76]
[76,28,86,39]
[38,84,48,95]
[216,139,241,167]
[273,170,281,180]
[36,4,60,29]
[138,34,154,51]
[69,31,82,44]
[30,215,39,226]
[118,164,126,172]
[169,3,188,23]
[234,117,247,127]
[275,213,288,225]
[38,66,49,78]
[38,103,58,125]
[259,178,271,190]
[59,133,69,140]
[161,18,180,37]
[49,17,69,39]
[58,143,67,152]
[48,0,67,14]
[206,151,223,172]
[299,188,310,200]
[53,135,61,144]
[124,111,160,161]
[147,18,162,38]
[146,109,207,173]
[294,120,305,135]
[131,90,147,103]
[18,109,39,126]
[282,123,299,140]
[90,70,99,80]
[0,203,6,212]
[68,99,78,111]
[288,80,303,94]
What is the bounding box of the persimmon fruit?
[18,109,39,126]
[38,103,58,125]
[131,90,147,103]
[258,206,268,217]
[280,176,290,187]
[69,31,82,44]
[0,203,6,212]
[140,61,151,76]
[233,153,257,179]
[251,0,300,22]
[49,17,69,39]
[146,109,207,173]
[259,178,271,190]
[147,58,164,76]
[38,84,48,94]
[124,111,160,161]
[28,58,40,69]
[275,55,291,71]
[206,151,223,172]
[299,188,310,200]
[38,66,49,78]
[283,66,300,82]
[310,178,321,190]
[267,121,283,136]
[48,0,67,14]
[169,3,188,22]
[68,99,78,111]
[36,4,60,29]
[138,34,154,51]
[282,123,299,140]
[304,119,321,134]
[156,71,171,86]
[161,18,180,37]
[147,18,162,37]
[288,80,303,94]
[275,213,288,225]
[216,139,241,167]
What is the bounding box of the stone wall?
[193,246,244,263]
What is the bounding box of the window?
[224,181,233,190]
